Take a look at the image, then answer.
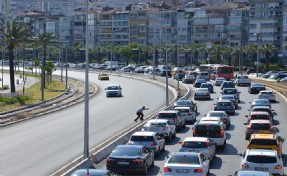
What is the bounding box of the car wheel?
[151,157,155,167]
[245,135,248,140]
[155,149,160,156]
[142,163,148,175]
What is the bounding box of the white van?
[158,65,172,77]
[197,71,209,81]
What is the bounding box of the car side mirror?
[248,109,250,111]
[245,115,248,118]
[217,98,219,99]
[237,153,243,157]
[249,102,251,104]
[105,88,107,90]
[220,92,223,94]
[178,141,183,144]
[244,122,247,125]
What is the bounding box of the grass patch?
[0,75,66,112]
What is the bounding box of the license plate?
[117,161,129,165]
[176,169,189,173]
[255,167,268,171]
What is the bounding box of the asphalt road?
[0,70,172,176]
[96,80,287,176]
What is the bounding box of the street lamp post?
[176,45,179,90]
[254,33,260,77]
[152,46,156,80]
[165,46,169,107]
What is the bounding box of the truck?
[104,61,119,70]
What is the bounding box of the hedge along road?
[94,79,287,176]
[0,70,175,176]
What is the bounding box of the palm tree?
[260,43,277,70]
[170,44,178,66]
[3,19,29,93]
[180,45,192,66]
[191,43,201,66]
[211,45,223,64]
[222,47,235,66]
[72,42,84,63]
[245,44,258,67]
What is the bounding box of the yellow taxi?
[247,132,284,157]
[98,73,109,80]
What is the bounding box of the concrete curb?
[51,72,191,176]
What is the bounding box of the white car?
[173,107,196,124]
[214,77,226,86]
[179,137,216,160]
[163,152,210,176]
[238,149,284,176]
[141,119,176,142]
[206,111,231,129]
[194,88,211,100]
[257,90,276,102]
[199,116,226,129]
[235,75,251,86]
[105,84,122,97]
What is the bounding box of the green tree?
[180,45,192,66]
[260,43,277,70]
[191,43,201,66]
[72,42,84,63]
[222,47,235,66]
[211,45,223,64]
[119,45,132,65]
[245,44,258,66]
[3,19,29,93]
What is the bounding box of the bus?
[210,65,234,80]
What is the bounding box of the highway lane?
[0,70,172,176]
[95,80,287,176]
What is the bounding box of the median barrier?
[52,71,191,176]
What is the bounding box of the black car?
[221,81,235,90]
[173,99,198,113]
[106,145,154,175]
[248,83,266,94]
[193,79,207,88]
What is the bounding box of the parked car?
[221,88,241,102]
[128,131,165,156]
[173,72,185,81]
[141,119,176,142]
[163,152,210,176]
[247,132,284,158]
[234,75,251,86]
[178,137,216,160]
[70,169,118,176]
[182,75,196,83]
[192,121,226,149]
[248,83,266,94]
[134,66,148,73]
[173,99,198,113]
[221,81,235,90]
[249,99,271,109]
[106,145,154,175]
[200,83,214,93]
[214,77,226,86]
[238,149,284,176]
[280,77,287,83]
[173,106,196,124]
[218,95,238,109]
[98,73,109,80]
[105,84,122,97]
[245,119,275,140]
[193,79,207,88]
[214,100,235,115]
[205,111,231,129]
[257,90,277,102]
[156,110,185,131]
[194,88,211,100]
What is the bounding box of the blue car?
[200,83,214,93]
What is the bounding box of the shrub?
[0,95,32,104]
[0,84,9,90]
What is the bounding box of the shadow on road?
[209,156,223,169]
[166,136,181,146]
[216,143,238,155]
[155,150,170,161]
[228,124,235,131]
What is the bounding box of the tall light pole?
[176,45,179,90]
[152,46,156,80]
[165,46,169,107]
[254,32,260,77]
[83,0,90,160]
[65,46,68,90]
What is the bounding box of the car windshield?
[252,108,271,114]
[168,155,200,164]
[246,155,277,163]
[176,109,189,113]
[101,74,108,76]
[157,113,177,119]
[223,89,237,94]
[106,86,120,90]
[253,100,269,105]
[148,123,166,127]
[201,84,212,88]
[250,123,271,130]
[250,115,269,120]
[130,136,154,141]
[260,92,273,95]
[238,76,249,79]
[250,139,278,145]
[217,102,232,106]
[182,141,208,148]
[221,96,234,100]
[252,84,264,87]
[176,101,192,106]
[112,148,140,156]
[196,79,205,82]
[207,112,224,117]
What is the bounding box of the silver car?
[218,95,238,109]
[179,137,216,160]
[156,110,185,131]
[206,111,231,128]
[221,88,241,102]
[173,107,196,124]
[105,84,122,97]
[141,119,176,142]
[128,131,165,156]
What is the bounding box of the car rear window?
[182,141,208,148]
[251,123,270,130]
[250,115,269,120]
[207,112,224,117]
[200,73,208,76]
[148,123,166,127]
[176,109,189,113]
[130,136,154,142]
[250,139,277,145]
[157,113,177,119]
[112,148,140,156]
[223,89,237,94]
[168,155,200,164]
[195,125,221,138]
[217,102,232,106]
[246,155,277,163]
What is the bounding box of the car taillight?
[221,130,224,137]
[132,159,144,164]
[192,129,196,136]
[174,118,179,122]
[241,163,249,168]
[151,141,157,146]
[247,144,250,148]
[223,118,227,123]
[163,126,168,131]
[127,141,133,145]
[107,158,115,163]
[193,168,203,173]
[276,145,280,151]
[142,127,146,131]
[270,126,274,130]
[274,164,283,170]
[188,112,191,115]
[194,93,197,96]
[247,126,251,129]
[205,143,208,147]
[181,142,185,147]
[163,167,172,172]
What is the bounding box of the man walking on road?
[134,106,149,122]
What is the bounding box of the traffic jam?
[71,65,285,176]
